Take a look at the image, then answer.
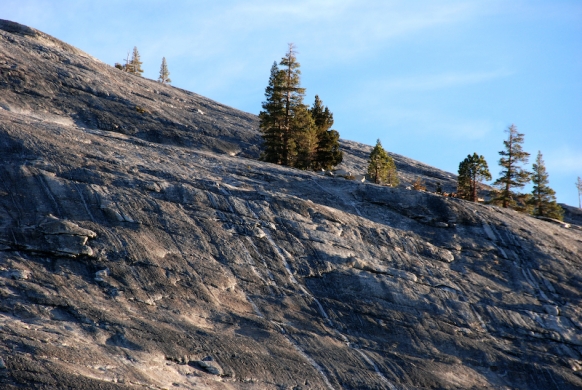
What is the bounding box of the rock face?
[1,19,582,389]
[0,19,260,158]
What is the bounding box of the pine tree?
[367,140,399,186]
[259,46,342,171]
[309,95,342,170]
[158,57,171,84]
[528,151,563,220]
[457,153,491,202]
[576,177,582,209]
[315,129,342,170]
[128,46,143,76]
[457,163,471,200]
[294,105,318,170]
[122,51,131,72]
[259,62,287,164]
[385,160,399,187]
[259,44,306,166]
[310,96,333,133]
[279,43,306,167]
[492,124,531,209]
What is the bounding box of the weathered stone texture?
[0,19,581,389]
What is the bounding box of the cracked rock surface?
[1,19,582,389]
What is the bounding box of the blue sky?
[2,1,581,207]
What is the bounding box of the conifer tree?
[315,129,342,170]
[122,51,132,72]
[492,124,531,209]
[294,105,318,170]
[457,165,471,200]
[528,151,563,220]
[259,62,287,164]
[576,176,582,209]
[158,57,171,84]
[259,44,306,167]
[280,43,306,166]
[457,153,491,202]
[309,95,342,170]
[367,140,399,186]
[259,46,342,171]
[128,46,143,76]
[310,96,333,133]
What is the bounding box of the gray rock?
[544,305,560,316]
[94,268,109,282]
[39,216,97,238]
[4,215,96,257]
[332,169,351,177]
[193,358,223,376]
[101,206,125,222]
[5,269,30,280]
[0,19,581,390]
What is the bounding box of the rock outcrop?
[1,20,581,389]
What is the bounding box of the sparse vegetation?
[577,177,582,209]
[259,44,305,167]
[1,20,581,389]
[128,46,143,76]
[528,151,563,220]
[367,139,399,186]
[259,44,342,171]
[491,124,531,210]
[101,44,568,213]
[114,46,143,76]
[158,57,171,84]
[135,105,148,114]
[412,177,426,191]
[457,153,491,202]
[308,95,343,170]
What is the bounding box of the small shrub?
[135,105,148,114]
[412,177,426,191]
